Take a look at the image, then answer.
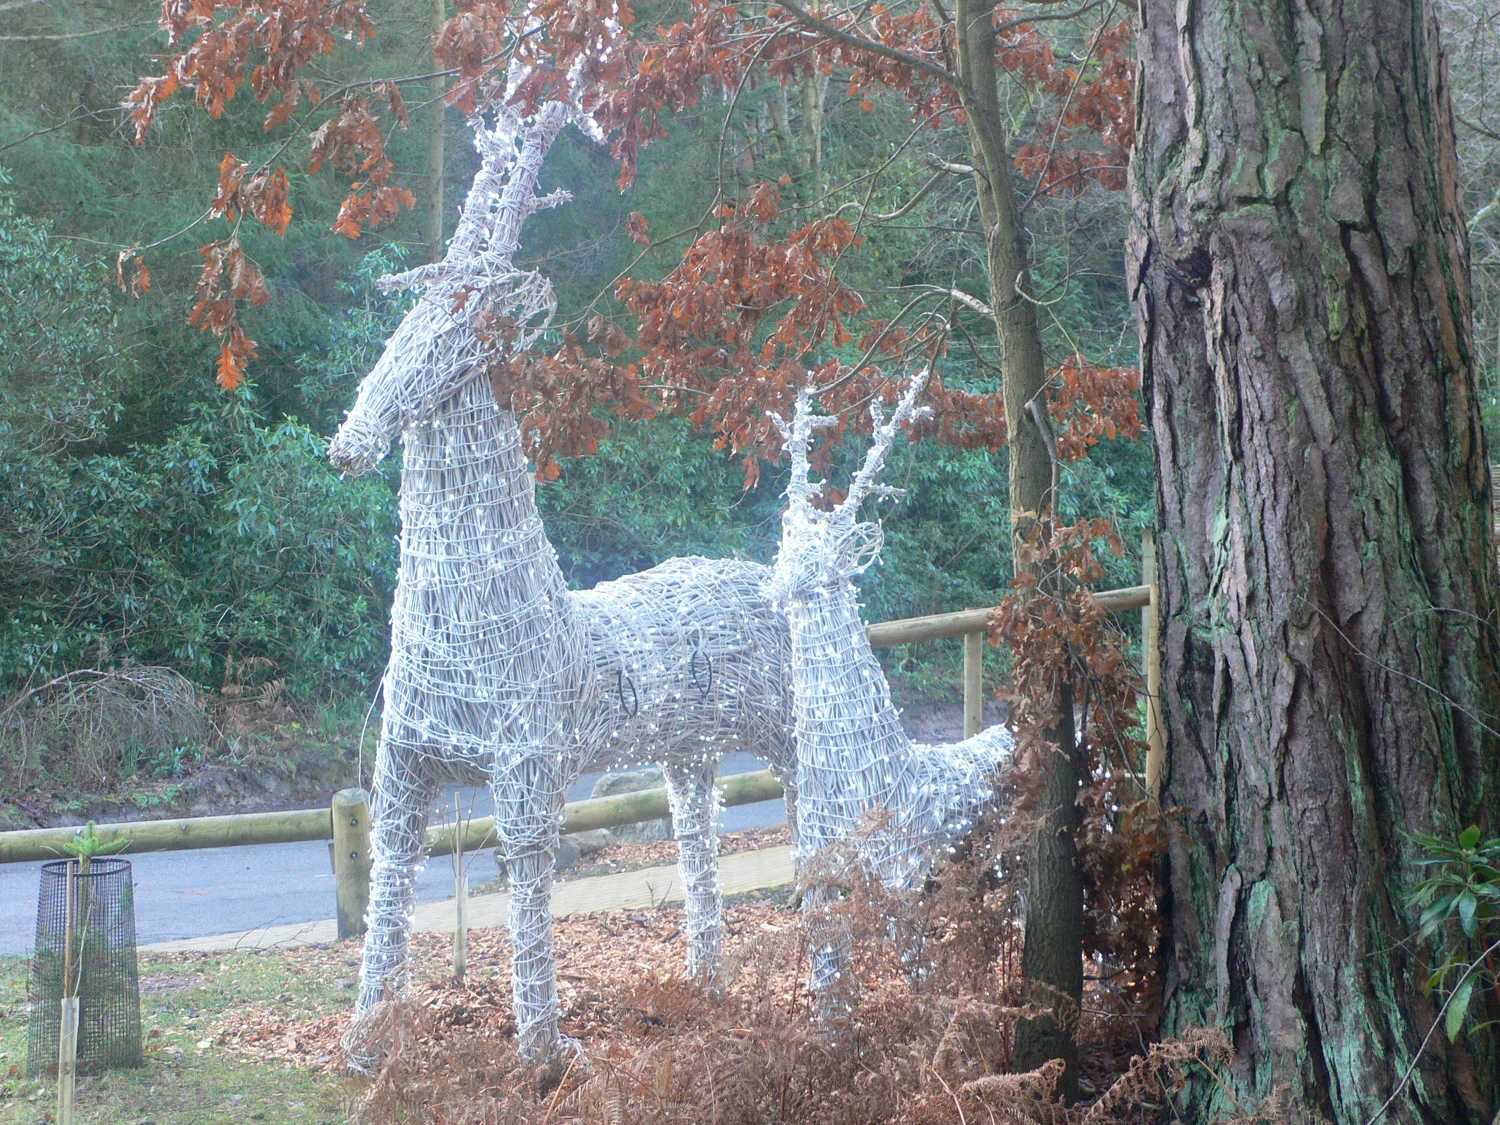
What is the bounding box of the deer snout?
[327,416,390,477]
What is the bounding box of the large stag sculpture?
[328,99,796,1066]
[764,371,1014,1015]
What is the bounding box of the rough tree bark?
[1130,0,1500,1120]
[954,0,1083,1096]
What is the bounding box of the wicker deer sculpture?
[764,370,1014,1016]
[327,101,796,1067]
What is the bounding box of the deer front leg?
[776,767,802,902]
[490,754,571,1063]
[345,739,436,1073]
[664,760,723,981]
[795,823,857,1028]
[355,743,436,1011]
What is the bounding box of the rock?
[553,829,614,872]
[495,827,616,877]
[590,766,671,842]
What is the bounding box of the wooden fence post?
[963,630,984,738]
[332,788,372,939]
[1142,530,1164,804]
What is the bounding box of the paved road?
[0,753,784,956]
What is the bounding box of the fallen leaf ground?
[0,939,352,1124]
[0,835,797,1125]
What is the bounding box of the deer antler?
[837,368,933,519]
[769,386,838,513]
[378,100,569,297]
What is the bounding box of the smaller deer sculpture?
[764,370,1014,1014]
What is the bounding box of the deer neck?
[784,578,913,807]
[397,379,568,609]
[786,577,1006,885]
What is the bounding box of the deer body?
[330,107,795,1066]
[781,587,1005,887]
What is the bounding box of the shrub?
[0,665,205,793]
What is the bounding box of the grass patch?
[0,946,356,1124]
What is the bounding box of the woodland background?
[0,0,1494,787]
[0,0,1144,794]
[3,2,1500,1122]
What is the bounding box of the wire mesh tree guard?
[26,858,142,1078]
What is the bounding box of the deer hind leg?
[803,884,856,1027]
[346,738,437,1072]
[490,754,572,1063]
[664,759,724,981]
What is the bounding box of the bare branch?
[0,22,147,41]
[1470,183,1500,231]
[995,0,1108,35]
[839,169,946,223]
[772,0,964,90]
[815,289,948,396]
[926,153,976,175]
[926,285,993,317]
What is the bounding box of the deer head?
[764,369,933,606]
[327,105,569,476]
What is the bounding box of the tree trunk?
[424,0,447,264]
[954,0,1083,1097]
[798,67,824,201]
[1130,0,1500,1120]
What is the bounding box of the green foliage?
[0,187,401,700]
[0,0,1157,733]
[856,437,1013,624]
[538,417,784,588]
[60,821,127,863]
[1409,826,1500,1041]
[540,417,1029,635]
[2,394,401,698]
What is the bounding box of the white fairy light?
[764,369,1014,1017]
[328,99,798,1069]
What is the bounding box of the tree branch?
[926,153,976,175]
[771,0,964,91]
[995,0,1107,35]
[1470,183,1500,232]
[0,22,147,41]
[908,283,993,317]
[838,169,945,223]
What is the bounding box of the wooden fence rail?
[0,770,786,867]
[867,583,1153,740]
